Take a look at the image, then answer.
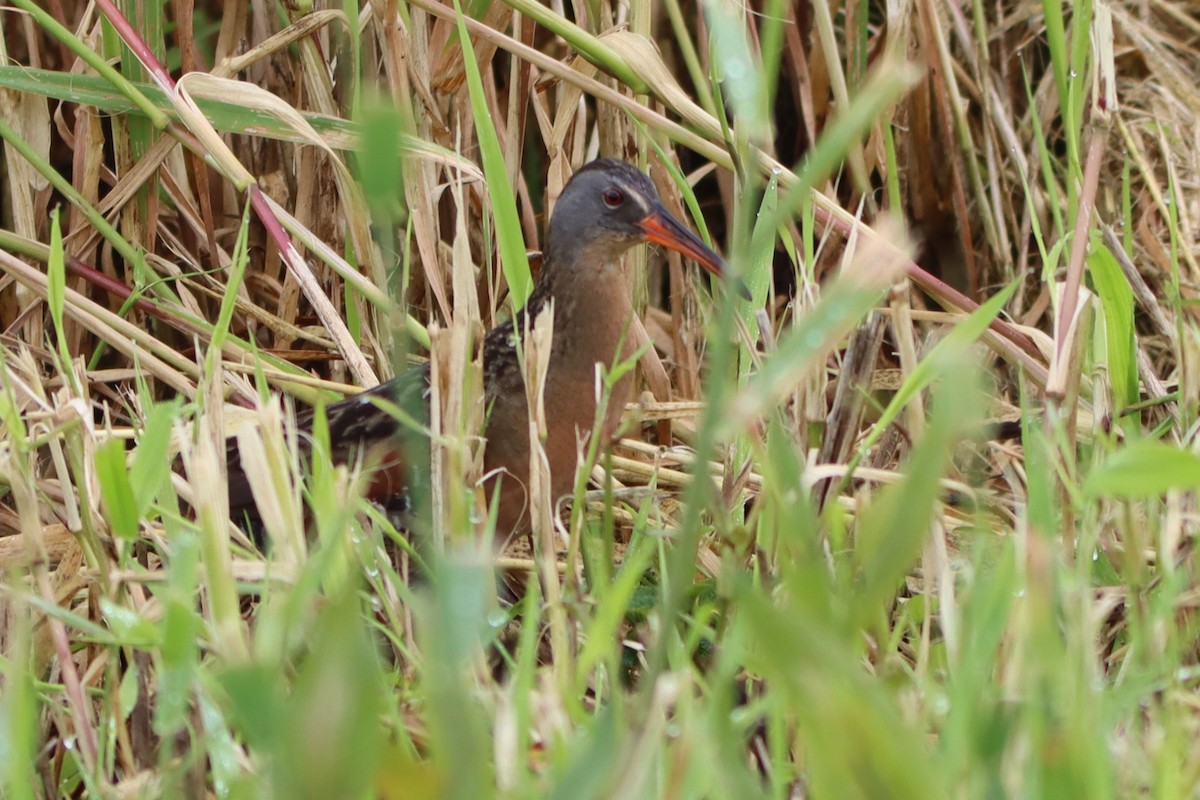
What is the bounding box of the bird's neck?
[524,254,634,358]
[480,253,637,409]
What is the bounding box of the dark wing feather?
[225,363,432,525]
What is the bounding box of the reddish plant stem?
[814,207,1044,362]
[65,257,170,321]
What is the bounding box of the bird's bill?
[639,207,727,278]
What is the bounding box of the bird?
[225,158,731,540]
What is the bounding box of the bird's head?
[545,159,730,287]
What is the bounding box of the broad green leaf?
[130,399,181,515]
[96,438,139,541]
[1088,240,1138,411]
[744,170,779,339]
[99,598,159,647]
[217,663,286,750]
[1085,440,1200,498]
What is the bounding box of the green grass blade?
[1085,440,1200,498]
[95,438,139,542]
[454,1,531,305]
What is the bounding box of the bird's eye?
[602,188,625,208]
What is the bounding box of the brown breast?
[479,287,637,537]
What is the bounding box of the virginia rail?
[226,159,730,538]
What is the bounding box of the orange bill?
[639,205,750,299]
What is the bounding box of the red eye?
[602,188,625,208]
